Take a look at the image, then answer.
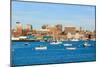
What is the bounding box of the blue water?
[11,40,96,66]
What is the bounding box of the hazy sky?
[12,1,95,31]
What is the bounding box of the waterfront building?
[26,24,33,33]
[14,22,23,36]
[67,32,73,40]
[12,30,19,37]
[22,29,27,36]
[11,22,95,41]
[32,30,37,35]
[74,32,80,40]
[55,24,62,34]
[64,26,76,34]
[48,27,58,40]
[39,29,51,35]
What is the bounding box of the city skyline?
[12,1,96,31]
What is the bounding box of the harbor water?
[11,40,96,66]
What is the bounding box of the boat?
[83,42,91,47]
[35,46,47,50]
[71,39,79,41]
[50,41,62,45]
[66,47,76,50]
[63,44,72,46]
[12,37,19,40]
[19,36,27,40]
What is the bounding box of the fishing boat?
[35,46,47,50]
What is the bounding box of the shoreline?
[12,39,96,42]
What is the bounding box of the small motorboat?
[71,39,79,41]
[50,41,62,45]
[35,46,47,50]
[66,47,76,50]
[63,44,72,46]
[83,42,91,47]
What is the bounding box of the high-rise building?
[26,24,33,32]
[15,22,22,36]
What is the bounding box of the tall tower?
[26,24,33,35]
[16,22,22,36]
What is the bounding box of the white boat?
[71,39,79,41]
[83,42,91,47]
[12,37,19,40]
[50,41,62,45]
[35,46,47,50]
[63,44,72,46]
[19,36,27,40]
[66,47,76,50]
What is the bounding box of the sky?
[12,1,96,31]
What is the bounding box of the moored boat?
[35,46,47,50]
[63,44,72,46]
[71,39,79,41]
[66,47,76,50]
[50,41,62,45]
[83,42,91,47]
